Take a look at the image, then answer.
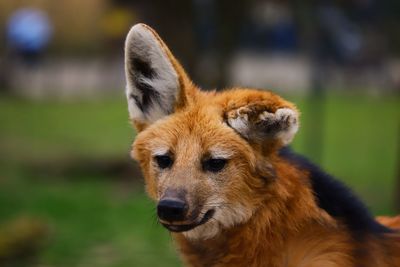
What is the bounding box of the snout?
[156,195,215,232]
[157,198,188,222]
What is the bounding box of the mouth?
[161,209,215,232]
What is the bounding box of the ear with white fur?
[124,24,190,128]
[226,103,299,147]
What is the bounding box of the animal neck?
[174,204,301,266]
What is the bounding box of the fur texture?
[124,24,400,267]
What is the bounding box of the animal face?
[125,24,299,239]
[133,103,265,239]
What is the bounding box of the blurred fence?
[1,0,400,97]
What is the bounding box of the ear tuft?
[226,105,299,146]
[125,24,180,124]
[258,108,299,145]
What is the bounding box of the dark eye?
[154,155,173,169]
[202,158,227,173]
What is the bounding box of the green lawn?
[0,93,399,266]
[0,176,180,267]
[0,97,133,162]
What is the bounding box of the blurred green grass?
[0,93,399,266]
[0,176,180,267]
[0,98,133,162]
[292,93,399,215]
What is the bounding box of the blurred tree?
[138,0,253,89]
[213,0,250,88]
[396,122,400,213]
[101,2,136,56]
[128,0,197,78]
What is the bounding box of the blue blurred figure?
[6,8,52,65]
[317,3,363,64]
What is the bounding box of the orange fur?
[377,216,400,230]
[125,24,400,267]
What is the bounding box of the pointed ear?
[124,24,192,129]
[225,92,299,148]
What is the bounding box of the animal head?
[125,24,299,240]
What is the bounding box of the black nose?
[157,199,188,222]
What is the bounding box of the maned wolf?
[124,24,400,267]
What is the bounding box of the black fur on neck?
[279,147,392,236]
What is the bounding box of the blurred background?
[0,0,399,266]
